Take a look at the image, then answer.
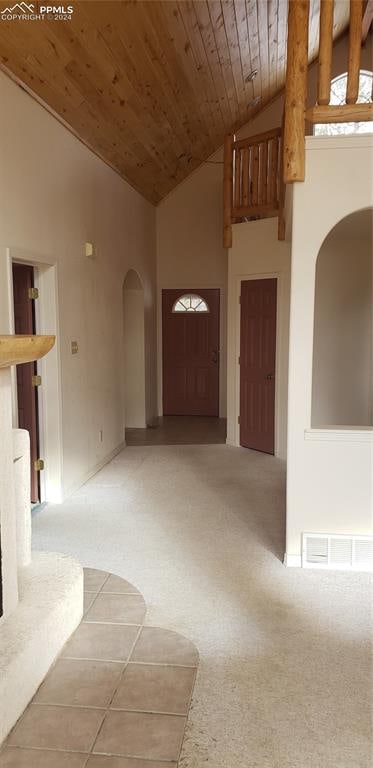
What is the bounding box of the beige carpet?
[33,444,373,768]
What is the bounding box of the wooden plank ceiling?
[0,0,350,203]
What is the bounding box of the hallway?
[125,416,227,446]
[32,445,372,768]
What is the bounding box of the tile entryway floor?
[0,569,198,768]
[125,415,227,446]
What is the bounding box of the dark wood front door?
[12,263,40,502]
[240,278,277,454]
[162,288,220,416]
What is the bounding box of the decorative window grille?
[172,294,209,313]
[314,70,373,137]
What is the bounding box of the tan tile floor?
[0,569,198,768]
[125,415,227,446]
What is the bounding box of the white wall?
[227,218,291,458]
[312,210,373,427]
[156,35,372,422]
[123,273,146,429]
[156,163,228,417]
[0,70,157,500]
[286,135,373,563]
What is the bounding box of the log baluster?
[269,137,279,204]
[252,144,259,206]
[318,0,334,105]
[346,0,363,104]
[242,148,250,207]
[234,148,241,209]
[259,142,269,204]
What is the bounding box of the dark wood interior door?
[12,263,40,502]
[162,288,220,416]
[240,278,277,454]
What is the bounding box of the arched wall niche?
[286,137,373,560]
[311,208,373,428]
[123,269,143,291]
[122,268,146,429]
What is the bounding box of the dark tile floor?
[126,415,227,446]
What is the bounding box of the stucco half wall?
[286,135,373,563]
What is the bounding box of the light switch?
[71,341,78,355]
[85,242,94,258]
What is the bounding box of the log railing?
[223,0,372,247]
[223,127,285,247]
[283,0,373,184]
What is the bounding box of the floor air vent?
[303,533,373,571]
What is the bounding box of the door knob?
[266,373,274,380]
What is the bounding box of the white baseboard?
[61,441,125,501]
[284,553,302,568]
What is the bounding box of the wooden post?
[278,141,286,240]
[223,134,233,249]
[283,0,310,183]
[278,111,286,240]
[346,0,363,104]
[318,0,334,105]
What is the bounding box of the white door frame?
[235,271,283,457]
[0,246,63,503]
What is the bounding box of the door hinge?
[239,295,241,304]
[34,458,44,472]
[238,356,240,365]
[32,374,42,387]
[28,287,39,300]
[238,415,240,425]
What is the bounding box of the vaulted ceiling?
[0,1,350,203]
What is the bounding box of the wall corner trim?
[284,553,302,568]
[225,436,237,447]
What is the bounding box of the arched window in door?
[172,293,210,313]
[314,70,373,136]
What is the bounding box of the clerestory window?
[314,70,373,137]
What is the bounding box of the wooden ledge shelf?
[0,335,55,368]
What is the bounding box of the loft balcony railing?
[223,0,372,248]
[283,0,373,183]
[223,127,285,248]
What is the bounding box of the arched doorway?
[123,269,146,429]
[312,208,373,427]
